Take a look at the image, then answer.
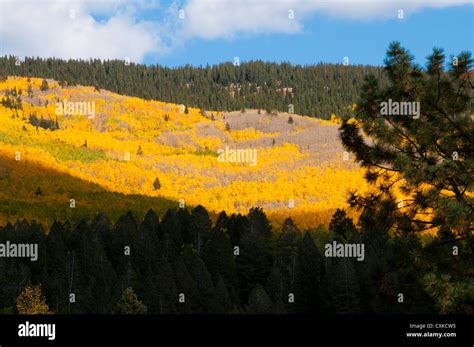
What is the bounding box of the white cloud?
[0,0,166,62]
[180,0,473,40]
[179,1,302,40]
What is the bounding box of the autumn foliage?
[0,77,372,228]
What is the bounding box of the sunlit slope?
[0,77,370,228]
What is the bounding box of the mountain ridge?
[0,56,385,119]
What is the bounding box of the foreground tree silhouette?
[340,42,473,235]
[16,284,52,314]
[329,208,358,242]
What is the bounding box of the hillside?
[0,76,370,228]
[0,56,385,119]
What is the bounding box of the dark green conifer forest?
[0,56,385,119]
[0,205,471,314]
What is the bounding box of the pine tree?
[190,205,212,254]
[340,42,473,235]
[202,217,238,293]
[182,245,215,312]
[328,257,360,314]
[174,257,200,313]
[246,284,273,314]
[273,218,299,307]
[154,256,178,314]
[160,209,183,257]
[294,232,325,314]
[44,222,70,313]
[153,177,161,190]
[40,79,49,91]
[213,276,232,313]
[236,221,273,301]
[329,209,358,242]
[248,207,272,240]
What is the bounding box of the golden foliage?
[0,77,373,229]
[16,284,52,314]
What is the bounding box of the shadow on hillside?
[0,153,178,227]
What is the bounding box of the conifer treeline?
[0,56,385,119]
[0,206,471,314]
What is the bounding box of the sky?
[0,0,473,67]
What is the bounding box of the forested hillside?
[0,76,368,229]
[0,56,384,119]
[2,206,472,314]
[0,43,472,319]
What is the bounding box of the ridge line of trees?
[0,56,385,119]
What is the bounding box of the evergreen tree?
[236,222,273,301]
[40,79,49,91]
[160,209,183,258]
[202,220,237,286]
[272,218,299,308]
[294,232,325,314]
[174,257,200,313]
[153,177,161,190]
[246,284,273,314]
[329,209,358,242]
[142,209,160,236]
[247,207,272,240]
[328,257,360,314]
[213,276,233,313]
[340,42,473,234]
[154,256,178,314]
[190,205,212,254]
[182,245,216,313]
[43,221,70,313]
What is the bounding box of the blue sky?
[154,5,474,67]
[1,1,473,67]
